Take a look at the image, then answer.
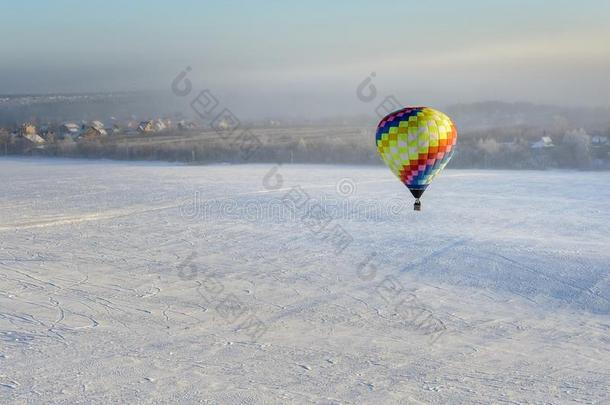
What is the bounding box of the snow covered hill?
[1,158,609,404]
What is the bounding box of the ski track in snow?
[0,158,609,404]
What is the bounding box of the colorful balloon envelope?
[375,106,457,211]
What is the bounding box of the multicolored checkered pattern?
[376,106,457,192]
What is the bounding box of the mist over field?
[1,92,610,170]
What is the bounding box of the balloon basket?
[414,199,421,211]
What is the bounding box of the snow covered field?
[1,158,609,404]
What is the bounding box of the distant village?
[450,128,610,170]
[0,115,298,163]
[1,115,609,169]
[0,117,201,152]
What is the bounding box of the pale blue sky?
[1,0,609,114]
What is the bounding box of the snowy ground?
[1,158,609,404]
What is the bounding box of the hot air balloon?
[375,107,457,211]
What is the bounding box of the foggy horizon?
[2,0,610,118]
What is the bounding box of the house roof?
[62,122,80,131]
[138,121,154,131]
[531,136,554,149]
[91,120,104,129]
[81,126,107,137]
[22,133,46,144]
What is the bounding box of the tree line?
[2,125,609,170]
